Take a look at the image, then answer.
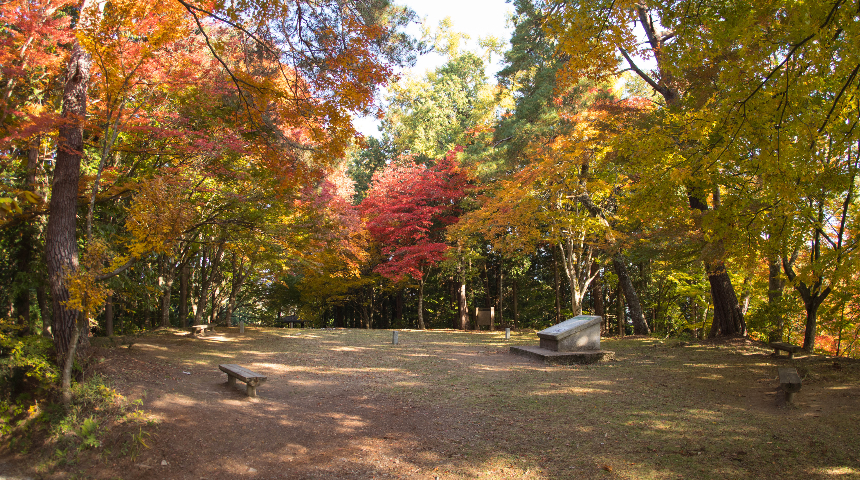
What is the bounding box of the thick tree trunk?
[457,281,467,330]
[612,254,650,335]
[46,37,92,369]
[706,260,746,337]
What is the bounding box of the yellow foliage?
[124,176,196,257]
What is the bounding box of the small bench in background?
[190,324,214,336]
[769,342,802,359]
[275,314,306,328]
[778,367,802,403]
[219,364,267,397]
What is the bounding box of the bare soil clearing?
[3,328,860,479]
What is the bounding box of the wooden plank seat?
[190,324,214,336]
[275,314,306,328]
[769,342,802,359]
[778,367,802,403]
[219,364,267,397]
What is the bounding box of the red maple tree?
[361,149,470,329]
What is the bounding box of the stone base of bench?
[509,345,614,365]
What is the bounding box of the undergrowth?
[1,320,155,473]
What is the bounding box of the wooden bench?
[778,367,802,403]
[219,364,267,397]
[275,315,306,328]
[190,324,214,336]
[769,342,802,359]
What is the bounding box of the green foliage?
[77,416,100,450]
[0,321,57,398]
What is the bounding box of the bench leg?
[788,351,793,359]
[785,391,795,403]
[227,376,236,388]
[246,384,256,397]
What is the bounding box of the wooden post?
[392,331,399,345]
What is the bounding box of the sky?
[352,0,515,138]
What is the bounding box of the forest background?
[2,0,860,403]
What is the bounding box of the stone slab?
[509,345,614,365]
[537,315,602,351]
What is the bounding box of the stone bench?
[769,342,802,359]
[219,364,267,397]
[190,324,214,336]
[275,315,306,328]
[778,367,802,403]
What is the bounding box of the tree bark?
[612,254,650,335]
[706,260,746,337]
[46,35,93,369]
[417,274,426,330]
[457,281,467,330]
[179,263,189,328]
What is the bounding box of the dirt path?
[3,329,860,480]
[88,330,502,480]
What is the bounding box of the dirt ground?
[2,328,860,479]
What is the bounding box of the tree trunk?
[417,276,426,330]
[498,257,504,326]
[592,261,604,319]
[179,263,189,328]
[767,257,785,340]
[105,292,114,337]
[783,254,830,352]
[616,280,625,337]
[46,35,93,369]
[706,260,746,337]
[612,254,650,335]
[512,278,519,328]
[457,281,467,330]
[37,285,50,337]
[553,247,561,322]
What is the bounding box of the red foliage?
[361,148,470,283]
